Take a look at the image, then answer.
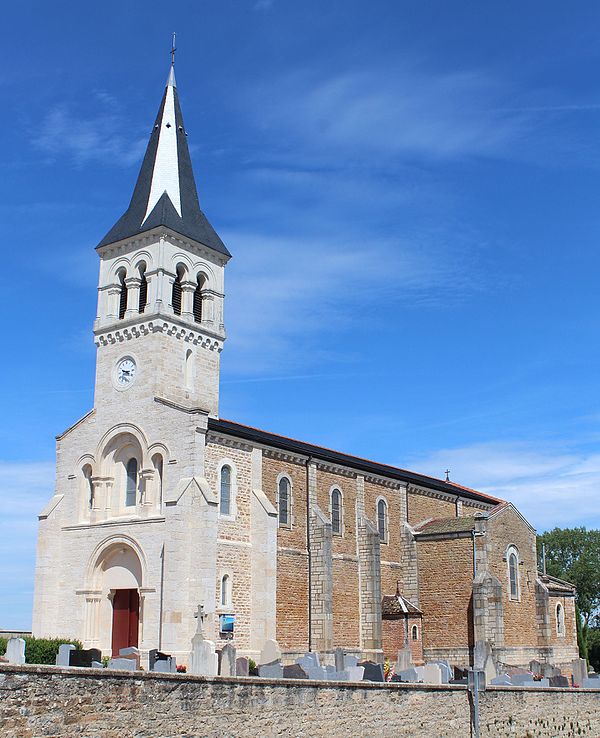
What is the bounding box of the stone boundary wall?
[1,665,599,738]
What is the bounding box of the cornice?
[94,316,224,351]
[207,431,253,453]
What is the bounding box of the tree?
[537,527,600,659]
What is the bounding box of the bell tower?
[93,62,231,416]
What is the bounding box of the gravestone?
[107,657,137,671]
[149,649,173,671]
[258,659,284,679]
[343,654,359,670]
[190,638,217,677]
[69,649,102,668]
[91,661,104,669]
[236,657,249,677]
[325,664,348,681]
[529,659,542,677]
[572,658,588,687]
[153,658,176,673]
[415,664,442,685]
[346,665,364,682]
[334,648,345,673]
[296,652,327,680]
[397,667,418,683]
[429,660,451,684]
[219,642,236,677]
[359,660,384,682]
[549,675,569,688]
[490,673,512,686]
[119,646,140,669]
[582,677,600,689]
[283,663,308,679]
[55,644,76,666]
[541,663,561,678]
[395,646,413,673]
[510,673,535,686]
[259,639,282,666]
[5,638,25,665]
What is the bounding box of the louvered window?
[139,272,148,313]
[172,274,182,315]
[193,283,202,323]
[119,280,128,320]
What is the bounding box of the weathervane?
[171,32,177,66]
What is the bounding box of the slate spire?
[97,61,230,256]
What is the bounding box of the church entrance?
[111,588,139,656]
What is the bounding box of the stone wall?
[1,666,599,738]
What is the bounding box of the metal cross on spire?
[171,32,177,66]
[445,469,451,482]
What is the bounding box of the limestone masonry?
[32,59,579,675]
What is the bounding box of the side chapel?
[32,59,580,672]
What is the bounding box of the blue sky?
[2,0,600,628]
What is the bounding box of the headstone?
[91,661,104,669]
[429,660,451,684]
[582,678,600,689]
[334,648,345,673]
[153,659,176,673]
[258,659,284,679]
[510,673,535,686]
[219,642,236,677]
[283,663,308,679]
[359,660,385,682]
[346,666,365,682]
[190,638,218,677]
[529,659,542,677]
[415,664,442,685]
[149,649,172,670]
[107,658,137,671]
[296,652,320,670]
[259,639,282,665]
[549,675,569,688]
[343,654,359,670]
[490,674,512,686]
[69,649,102,668]
[55,644,76,666]
[119,646,140,670]
[325,664,348,681]
[572,658,588,687]
[395,646,413,673]
[236,657,249,677]
[5,638,25,665]
[541,663,561,678]
[397,667,418,683]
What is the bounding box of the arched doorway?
[93,542,143,656]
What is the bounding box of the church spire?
[97,50,230,257]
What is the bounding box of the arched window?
[172,266,184,316]
[138,263,148,314]
[118,269,127,320]
[411,625,419,640]
[377,498,388,543]
[221,574,231,607]
[278,477,291,527]
[125,458,138,507]
[193,275,204,323]
[184,349,194,390]
[507,547,519,600]
[331,488,342,535]
[220,465,231,515]
[83,464,94,509]
[556,603,565,636]
[152,453,163,507]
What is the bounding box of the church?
[32,59,579,673]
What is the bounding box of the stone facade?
[1,666,600,738]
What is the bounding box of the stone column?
[139,469,155,508]
[308,462,334,653]
[181,280,196,320]
[124,277,141,319]
[105,284,122,322]
[201,290,215,325]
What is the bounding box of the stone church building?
[32,61,579,672]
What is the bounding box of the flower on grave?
[176,664,187,673]
[384,657,391,680]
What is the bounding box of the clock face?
[116,358,137,387]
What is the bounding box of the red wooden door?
[111,589,139,656]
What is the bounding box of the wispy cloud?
[244,65,531,163]
[32,90,146,167]
[0,461,54,629]
[223,229,485,374]
[406,441,600,531]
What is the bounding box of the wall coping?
[1,664,599,694]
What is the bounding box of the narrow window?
[152,454,163,507]
[125,458,138,507]
[138,264,148,314]
[331,488,342,534]
[118,270,128,320]
[221,574,231,607]
[220,465,231,516]
[377,499,388,542]
[193,275,204,323]
[83,465,94,509]
[184,349,193,390]
[508,551,519,599]
[172,268,183,316]
[556,603,565,636]
[278,477,290,527]
[411,625,418,640]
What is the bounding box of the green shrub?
[0,636,82,665]
[248,658,258,676]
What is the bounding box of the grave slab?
[6,638,25,666]
[55,644,76,667]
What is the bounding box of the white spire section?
[142,68,182,223]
